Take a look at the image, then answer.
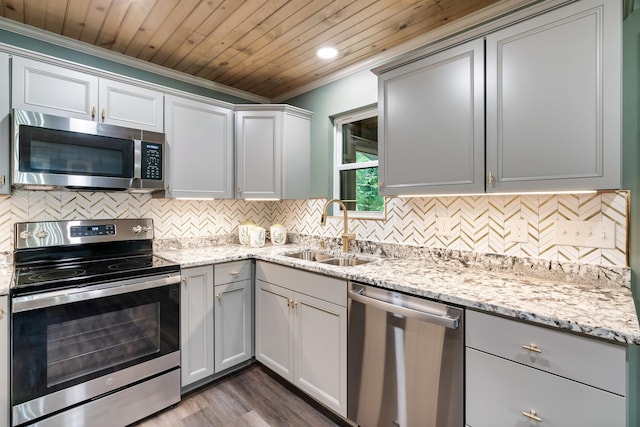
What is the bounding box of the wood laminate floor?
[134,364,342,427]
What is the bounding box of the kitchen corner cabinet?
[0,296,8,427]
[465,310,626,426]
[0,53,10,194]
[214,261,253,372]
[235,105,311,200]
[485,0,621,192]
[255,262,347,416]
[376,38,485,196]
[12,56,164,132]
[180,265,215,388]
[164,95,234,199]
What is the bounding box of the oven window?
[47,302,160,387]
[12,284,179,405]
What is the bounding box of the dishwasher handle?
[348,287,460,329]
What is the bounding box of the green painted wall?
[284,69,377,198]
[0,28,254,104]
[622,8,640,426]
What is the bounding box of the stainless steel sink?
[319,257,371,267]
[285,250,335,262]
[284,250,373,267]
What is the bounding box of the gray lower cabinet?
[0,295,7,427]
[180,265,215,388]
[376,38,485,196]
[485,0,621,192]
[181,261,253,390]
[465,310,626,427]
[214,261,253,372]
[255,261,347,416]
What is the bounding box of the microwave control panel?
[141,142,163,180]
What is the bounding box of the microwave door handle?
[133,139,142,179]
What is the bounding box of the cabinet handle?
[91,106,96,119]
[230,271,240,277]
[522,409,542,422]
[182,278,187,286]
[487,170,495,184]
[287,299,294,308]
[216,293,222,302]
[0,308,3,320]
[0,175,5,186]
[378,181,383,189]
[237,187,242,194]
[101,108,106,121]
[522,343,542,353]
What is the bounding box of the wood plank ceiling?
[0,0,499,100]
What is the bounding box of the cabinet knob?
[101,108,106,121]
[522,409,542,422]
[91,106,96,119]
[0,308,3,320]
[216,293,222,302]
[182,278,187,286]
[487,170,495,184]
[522,343,542,353]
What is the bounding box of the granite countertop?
[156,243,640,345]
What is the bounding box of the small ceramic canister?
[249,227,266,247]
[270,223,287,245]
[238,220,256,245]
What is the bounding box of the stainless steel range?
[10,218,181,427]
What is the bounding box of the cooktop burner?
[14,255,179,295]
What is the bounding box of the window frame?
[332,106,385,220]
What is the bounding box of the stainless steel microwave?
[12,109,165,192]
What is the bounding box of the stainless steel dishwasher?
[347,282,464,427]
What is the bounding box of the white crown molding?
[272,0,571,102]
[0,16,270,104]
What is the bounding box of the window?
[333,107,384,219]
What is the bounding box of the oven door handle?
[12,272,181,313]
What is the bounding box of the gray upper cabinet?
[376,38,485,196]
[235,105,311,200]
[0,53,10,194]
[485,0,621,192]
[164,94,234,199]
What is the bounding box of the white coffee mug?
[249,227,266,247]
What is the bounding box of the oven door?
[11,274,180,426]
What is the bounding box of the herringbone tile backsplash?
[0,190,628,267]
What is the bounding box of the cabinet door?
[12,56,98,120]
[0,53,10,194]
[294,293,347,417]
[165,95,234,198]
[486,0,621,191]
[214,279,253,372]
[255,279,294,380]
[98,78,164,132]
[236,110,282,199]
[180,265,215,388]
[466,348,625,427]
[378,38,484,195]
[0,296,7,427]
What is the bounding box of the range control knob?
[142,226,152,233]
[132,225,142,234]
[19,230,32,240]
[35,229,49,239]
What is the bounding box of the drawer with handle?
[466,310,626,395]
[466,347,625,427]
[214,260,252,284]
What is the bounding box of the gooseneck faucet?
[320,199,356,253]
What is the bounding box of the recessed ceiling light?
[316,47,338,59]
